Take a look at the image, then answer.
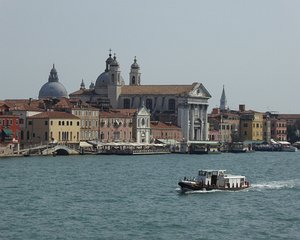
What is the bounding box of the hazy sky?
[1,0,299,113]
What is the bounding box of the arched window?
[168,99,175,112]
[132,76,136,85]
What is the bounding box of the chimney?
[239,104,245,112]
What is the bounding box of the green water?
[0,152,299,239]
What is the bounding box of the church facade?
[69,52,211,142]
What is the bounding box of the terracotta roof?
[99,110,134,118]
[4,99,43,110]
[54,97,73,109]
[28,111,79,119]
[0,115,20,119]
[9,104,43,112]
[278,114,300,119]
[239,110,263,115]
[69,89,94,96]
[114,109,137,116]
[121,83,198,95]
[150,121,181,130]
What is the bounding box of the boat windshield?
[198,171,206,176]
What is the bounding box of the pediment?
[189,83,212,98]
[137,105,151,116]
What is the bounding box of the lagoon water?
[0,152,299,240]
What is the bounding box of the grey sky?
[1,0,299,113]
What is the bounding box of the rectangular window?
[45,121,48,126]
[51,121,53,126]
[28,121,32,125]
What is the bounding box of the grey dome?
[38,81,68,99]
[38,65,68,99]
[131,57,140,69]
[95,71,110,88]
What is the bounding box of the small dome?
[89,82,95,89]
[110,55,119,67]
[131,57,140,69]
[39,82,68,99]
[105,53,113,72]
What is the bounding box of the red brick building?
[0,115,21,144]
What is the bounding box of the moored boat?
[178,169,250,192]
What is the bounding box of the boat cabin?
[196,170,247,189]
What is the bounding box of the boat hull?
[178,181,250,192]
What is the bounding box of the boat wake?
[251,179,300,191]
[176,187,224,194]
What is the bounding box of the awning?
[79,141,93,148]
[2,129,12,136]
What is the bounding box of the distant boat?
[178,169,250,193]
[254,140,297,152]
[292,141,300,149]
[278,141,297,152]
[188,141,221,154]
[229,142,249,153]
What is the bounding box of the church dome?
[95,71,110,88]
[38,65,68,99]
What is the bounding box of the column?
[190,104,195,141]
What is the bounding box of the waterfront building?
[150,121,183,142]
[277,114,300,142]
[38,64,68,99]
[278,114,300,127]
[26,111,80,145]
[99,109,135,143]
[271,117,287,141]
[8,104,42,146]
[0,102,10,115]
[208,108,240,143]
[208,87,239,143]
[263,112,287,141]
[0,115,21,144]
[45,97,100,142]
[70,52,211,142]
[71,106,99,141]
[239,105,264,142]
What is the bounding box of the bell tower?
[129,56,141,86]
[109,54,122,86]
[220,85,228,111]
